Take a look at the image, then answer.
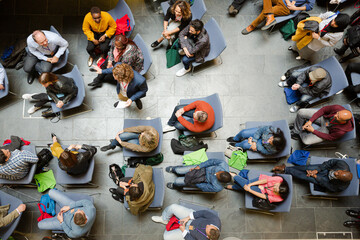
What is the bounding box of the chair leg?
[303,194,338,200]
[60,182,99,188]
[191,56,223,76]
[349,97,358,104]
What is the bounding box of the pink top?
[258,174,283,203]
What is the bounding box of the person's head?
[90,6,102,23]
[331,13,350,29]
[114,34,129,51]
[189,19,204,35]
[38,72,59,87]
[309,68,327,83]
[0,149,11,165]
[334,109,352,123]
[334,170,353,182]
[32,30,48,47]
[74,209,87,226]
[59,149,77,168]
[193,111,208,123]
[112,63,134,83]
[205,225,220,240]
[171,0,191,19]
[272,176,290,201]
[216,171,231,183]
[269,128,286,152]
[129,184,142,201]
[139,131,158,149]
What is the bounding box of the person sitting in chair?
[0,203,26,228]
[0,65,5,91]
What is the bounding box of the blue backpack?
[39,194,56,216]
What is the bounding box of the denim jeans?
[110,132,140,147]
[295,94,314,108]
[232,175,261,193]
[38,189,75,231]
[233,127,258,150]
[161,204,194,240]
[171,165,196,187]
[182,56,196,70]
[167,104,195,131]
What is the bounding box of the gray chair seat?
[161,0,207,20]
[309,156,359,196]
[124,167,165,209]
[49,26,69,73]
[0,191,23,240]
[274,7,304,25]
[133,34,152,76]
[179,199,219,216]
[350,72,360,99]
[108,0,135,38]
[0,63,9,99]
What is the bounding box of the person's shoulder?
[101,11,112,19]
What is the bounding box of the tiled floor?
[0,0,360,239]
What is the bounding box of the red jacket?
[177,101,215,132]
[309,105,354,141]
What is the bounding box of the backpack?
[178,135,200,148]
[347,25,360,48]
[109,163,124,185]
[252,195,277,210]
[127,157,146,168]
[145,153,164,166]
[293,12,310,28]
[36,148,54,173]
[39,194,56,216]
[115,14,131,36]
[280,20,296,40]
[228,149,247,171]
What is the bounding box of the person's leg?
[182,109,195,119]
[31,93,51,107]
[296,94,314,108]
[293,108,318,134]
[173,177,186,188]
[38,217,63,230]
[167,104,188,126]
[173,165,195,175]
[23,52,39,74]
[163,229,184,240]
[235,140,251,150]
[233,128,258,142]
[285,165,319,184]
[174,118,193,131]
[299,126,328,145]
[161,204,194,221]
[99,38,111,57]
[272,0,290,17]
[182,56,196,70]
[119,132,140,141]
[35,60,53,73]
[48,189,74,207]
[233,175,249,190]
[86,41,97,58]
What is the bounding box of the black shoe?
[100,144,115,152]
[229,142,236,147]
[88,81,102,87]
[112,193,121,201]
[165,166,175,173]
[346,209,360,218]
[27,72,36,84]
[135,99,143,110]
[151,40,161,48]
[288,123,294,130]
[334,47,345,56]
[226,137,235,142]
[166,183,175,189]
[109,188,117,194]
[344,220,360,228]
[291,132,300,140]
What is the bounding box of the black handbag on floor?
[109,163,124,185]
[252,195,277,210]
[36,148,53,173]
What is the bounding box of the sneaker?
[289,105,300,113]
[22,93,36,100]
[280,75,286,81]
[241,25,255,35]
[100,144,116,152]
[261,14,276,30]
[176,67,191,77]
[28,105,41,114]
[166,182,175,189]
[178,49,185,56]
[226,137,235,142]
[87,56,94,67]
[291,132,300,140]
[151,40,161,48]
[278,81,288,87]
[163,125,176,133]
[295,56,302,60]
[151,216,168,225]
[165,166,175,173]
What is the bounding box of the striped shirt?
[0,150,38,180]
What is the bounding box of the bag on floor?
[127,157,146,168]
[179,135,200,148]
[36,148,53,173]
[37,203,53,222]
[252,195,277,210]
[39,194,56,216]
[145,153,164,166]
[228,149,247,170]
[166,216,180,231]
[166,39,181,68]
[280,19,296,40]
[115,14,131,35]
[34,170,56,193]
[224,145,241,159]
[109,163,124,185]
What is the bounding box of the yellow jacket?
[82,11,117,41]
[292,17,322,50]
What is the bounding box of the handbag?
[280,19,296,40]
[166,39,181,68]
[166,216,180,231]
[109,163,125,185]
[252,195,277,210]
[37,203,53,222]
[36,148,54,173]
[179,135,200,148]
[224,145,241,159]
[229,149,247,171]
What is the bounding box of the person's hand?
[50,56,59,64]
[91,65,102,74]
[57,211,64,223]
[312,32,320,40]
[247,137,253,144]
[47,58,52,63]
[243,184,251,192]
[93,39,100,45]
[175,111,182,118]
[99,35,106,42]
[115,134,122,144]
[306,170,318,178]
[0,84,4,90]
[60,206,70,213]
[190,166,200,171]
[184,36,187,40]
[75,144,82,150]
[16,204,26,213]
[56,101,64,108]
[125,99,132,107]
[67,144,76,150]
[179,222,186,232]
[302,120,312,130]
[291,84,300,90]
[250,142,257,151]
[183,48,193,57]
[179,217,190,226]
[107,61,113,69]
[303,124,314,133]
[116,130,124,136]
[287,1,297,10]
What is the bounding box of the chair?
[0,63,9,99]
[124,167,165,210]
[244,170,293,213]
[133,34,154,78]
[54,145,97,188]
[0,63,19,111]
[244,120,292,160]
[191,18,226,74]
[350,72,360,101]
[122,118,163,157]
[108,0,135,38]
[269,7,304,33]
[179,93,223,136]
[179,199,219,217]
[49,26,69,73]
[308,156,359,197]
[161,0,207,20]
[0,144,37,185]
[0,191,23,240]
[50,65,93,118]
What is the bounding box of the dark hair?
[277,176,290,201]
[74,212,86,226]
[129,185,142,201]
[197,111,208,123]
[170,0,191,20]
[59,150,77,168]
[334,13,350,30]
[0,150,6,165]
[218,171,231,183]
[90,6,101,14]
[208,228,220,240]
[39,72,59,86]
[271,128,286,152]
[190,19,204,32]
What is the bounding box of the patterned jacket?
[0,150,38,180]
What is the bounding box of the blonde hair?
[112,63,134,83]
[139,131,157,149]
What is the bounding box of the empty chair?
[244,170,293,213]
[0,63,9,99]
[124,167,165,210]
[122,118,163,157]
[161,0,207,20]
[191,18,226,74]
[133,34,153,76]
[0,191,24,240]
[49,26,69,73]
[244,119,292,160]
[179,93,223,136]
[309,156,359,197]
[108,0,135,38]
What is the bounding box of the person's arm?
[0,209,20,228]
[295,69,309,86]
[247,186,267,199]
[319,11,335,21]
[61,221,80,239]
[28,40,47,61]
[304,0,315,11]
[309,105,332,123]
[105,13,117,39]
[0,67,5,86]
[199,159,226,169]
[186,34,209,55]
[52,34,69,59]
[312,129,346,141]
[59,76,78,104]
[255,140,273,155]
[129,73,148,101]
[82,13,95,41]
[108,39,115,63]
[248,178,268,187]
[318,159,338,171]
[252,126,270,141]
[69,199,90,209]
[196,181,223,192]
[21,150,39,164]
[179,26,191,49]
[46,87,61,104]
[317,31,343,47]
[120,141,152,152]
[122,126,153,133]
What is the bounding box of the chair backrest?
[350,72,360,98]
[49,25,69,72]
[133,34,152,75]
[191,0,207,20]
[0,63,9,99]
[108,0,135,37]
[203,18,226,62]
[51,65,85,113]
[0,191,23,240]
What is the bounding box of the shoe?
[100,144,116,152]
[334,47,345,56]
[343,220,360,228]
[241,25,255,35]
[176,67,191,77]
[88,56,94,67]
[151,216,168,225]
[226,137,235,142]
[163,125,176,133]
[151,40,161,48]
[178,49,185,56]
[229,142,236,147]
[28,105,41,114]
[166,182,175,189]
[111,193,121,202]
[27,73,36,84]
[135,99,143,110]
[278,81,288,87]
[280,75,286,81]
[291,132,300,140]
[288,46,293,51]
[272,163,286,173]
[295,56,302,60]
[165,166,175,173]
[88,81,102,88]
[289,105,300,113]
[109,188,117,194]
[22,93,36,100]
[261,14,276,30]
[288,123,294,130]
[339,58,345,63]
[346,210,360,218]
[228,5,239,15]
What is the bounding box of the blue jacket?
[253,126,278,155]
[184,210,221,240]
[60,199,96,238]
[195,159,229,192]
[281,0,315,11]
[115,68,148,102]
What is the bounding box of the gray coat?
[179,26,210,63]
[297,66,332,98]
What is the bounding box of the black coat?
[59,144,97,175]
[46,75,78,105]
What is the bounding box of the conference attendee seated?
[225,172,289,203]
[290,105,354,145]
[165,159,231,192]
[176,19,210,77]
[334,25,360,63]
[151,0,192,49]
[0,203,26,228]
[152,203,221,240]
[100,125,159,152]
[109,164,155,215]
[0,139,38,180]
[241,0,315,34]
[227,126,286,155]
[163,100,215,133]
[112,63,148,110]
[0,65,5,90]
[88,34,144,88]
[278,67,332,113]
[23,30,69,84]
[50,133,97,175]
[273,159,352,192]
[38,189,96,239]
[22,72,78,114]
[82,6,117,67]
[344,62,360,99]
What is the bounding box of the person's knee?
[23,62,34,73]
[301,136,318,145]
[41,63,53,73]
[48,189,58,199]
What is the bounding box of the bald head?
[335,110,352,123]
[32,30,48,47]
[335,170,353,182]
